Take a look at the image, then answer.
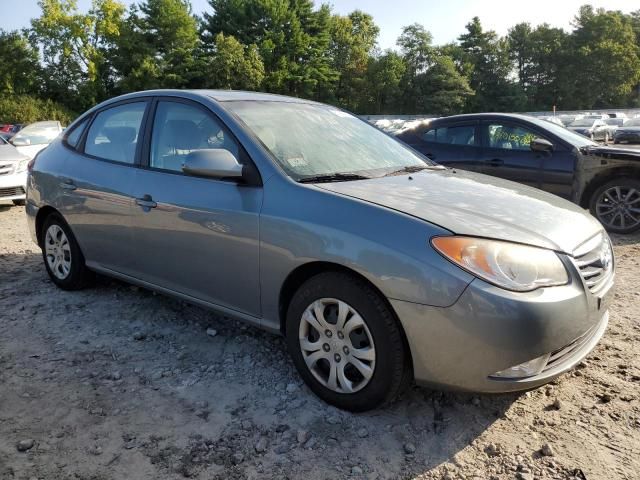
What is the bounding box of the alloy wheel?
[45,224,72,280]
[595,186,640,231]
[298,298,376,394]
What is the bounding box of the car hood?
[616,126,640,133]
[569,126,592,131]
[584,145,640,160]
[0,144,29,162]
[317,169,603,254]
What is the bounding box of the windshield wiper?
[298,172,371,183]
[383,165,430,177]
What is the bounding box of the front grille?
[572,233,614,295]
[0,186,25,197]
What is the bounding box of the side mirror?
[11,137,30,147]
[530,138,553,153]
[182,149,243,179]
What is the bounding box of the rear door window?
[423,125,477,146]
[487,123,547,151]
[84,102,147,164]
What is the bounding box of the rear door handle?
[60,179,77,191]
[135,195,157,209]
[485,158,504,167]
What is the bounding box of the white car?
[0,136,31,205]
[10,121,64,159]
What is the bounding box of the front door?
[130,99,262,316]
[480,121,546,189]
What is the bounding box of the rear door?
[61,100,149,276]
[400,122,482,171]
[128,97,263,316]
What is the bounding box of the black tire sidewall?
[41,214,90,290]
[589,178,640,234]
[285,272,408,412]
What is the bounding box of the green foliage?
[0,30,42,96]
[15,1,640,115]
[0,95,76,124]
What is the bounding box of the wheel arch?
[579,166,640,208]
[278,261,414,366]
[35,205,62,248]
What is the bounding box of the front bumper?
[393,264,612,392]
[0,170,27,200]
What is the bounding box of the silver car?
[26,90,614,411]
[0,135,31,205]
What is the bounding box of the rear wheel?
[41,214,92,289]
[589,178,640,234]
[285,272,411,412]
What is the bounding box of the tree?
[362,50,405,114]
[458,17,525,112]
[204,33,264,89]
[569,6,640,108]
[0,30,42,96]
[30,0,126,110]
[113,0,200,91]
[396,24,472,114]
[329,10,380,110]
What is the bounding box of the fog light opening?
[489,353,551,380]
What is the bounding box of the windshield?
[12,122,61,146]
[624,118,640,127]
[570,119,596,127]
[225,101,431,180]
[605,119,623,126]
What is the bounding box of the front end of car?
[570,127,593,138]
[393,232,613,392]
[0,156,30,203]
[613,128,640,144]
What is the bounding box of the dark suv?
[396,113,640,234]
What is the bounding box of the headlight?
[15,158,30,173]
[431,236,568,292]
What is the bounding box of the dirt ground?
[0,203,638,480]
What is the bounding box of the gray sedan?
[26,90,614,411]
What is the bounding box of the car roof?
[428,113,538,125]
[105,89,320,105]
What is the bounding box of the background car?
[395,113,640,233]
[613,118,640,144]
[26,90,612,411]
[568,118,609,141]
[0,135,30,206]
[603,118,624,141]
[10,120,63,159]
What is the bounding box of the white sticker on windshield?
[286,156,308,167]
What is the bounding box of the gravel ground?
[0,203,639,480]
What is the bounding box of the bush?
[0,95,77,126]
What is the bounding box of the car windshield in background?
[526,116,596,147]
[570,119,596,127]
[12,122,60,146]
[225,101,431,180]
[624,118,640,127]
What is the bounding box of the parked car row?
[0,121,64,205]
[395,112,640,234]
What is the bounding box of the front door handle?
[485,158,504,167]
[60,179,77,191]
[135,195,157,209]
[425,152,435,160]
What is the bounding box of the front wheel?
[12,199,25,206]
[589,178,640,234]
[285,272,411,412]
[41,213,93,289]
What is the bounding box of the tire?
[41,213,92,290]
[285,272,412,412]
[12,199,25,206]
[589,178,640,234]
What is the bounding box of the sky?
[2,0,638,50]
